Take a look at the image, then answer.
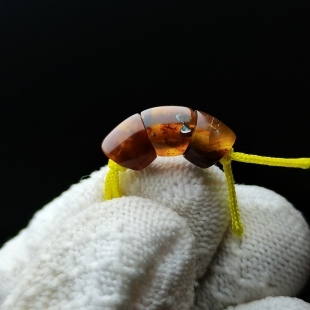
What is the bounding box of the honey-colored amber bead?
[101,113,157,170]
[184,110,236,168]
[141,106,197,156]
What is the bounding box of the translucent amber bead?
[141,106,197,156]
[184,110,236,168]
[101,106,236,170]
[101,113,157,170]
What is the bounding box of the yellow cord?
[231,152,310,169]
[220,149,310,236]
[104,150,309,237]
[220,152,244,236]
[104,159,127,200]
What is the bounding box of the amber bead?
[141,106,197,156]
[101,113,157,170]
[184,110,236,168]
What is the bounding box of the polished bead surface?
[184,110,236,168]
[141,106,197,156]
[101,113,157,170]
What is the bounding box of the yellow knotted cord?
[220,149,310,236]
[104,159,127,200]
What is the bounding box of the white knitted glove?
[0,156,310,310]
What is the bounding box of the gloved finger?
[225,296,310,310]
[1,196,196,309]
[194,184,310,310]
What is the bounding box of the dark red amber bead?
[184,110,236,168]
[101,113,157,170]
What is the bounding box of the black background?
[1,0,310,302]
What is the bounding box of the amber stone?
[101,113,157,170]
[141,106,197,156]
[184,110,236,168]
